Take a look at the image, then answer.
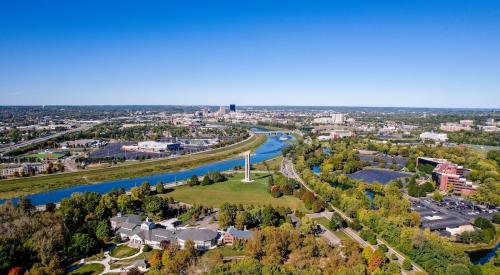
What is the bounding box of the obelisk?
[242,150,253,182]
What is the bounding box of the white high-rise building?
[331,113,345,124]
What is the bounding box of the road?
[281,157,426,274]
[0,124,93,155]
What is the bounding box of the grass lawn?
[205,246,245,257]
[162,173,309,212]
[110,245,140,258]
[25,152,65,159]
[67,263,104,275]
[0,134,266,199]
[334,230,352,241]
[313,217,330,228]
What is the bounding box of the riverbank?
[0,134,267,200]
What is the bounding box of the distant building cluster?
[122,141,181,153]
[440,120,473,132]
[313,113,345,125]
[1,163,48,177]
[417,157,477,196]
[419,132,448,142]
[318,130,354,141]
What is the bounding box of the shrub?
[492,212,500,224]
[402,259,412,271]
[270,186,282,198]
[348,219,363,231]
[311,201,324,213]
[390,253,398,261]
[378,244,388,253]
[143,244,152,252]
[360,229,377,245]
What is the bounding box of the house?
[111,215,218,251]
[110,213,141,230]
[176,228,219,251]
[117,218,176,249]
[223,226,253,245]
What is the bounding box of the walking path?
[85,243,144,274]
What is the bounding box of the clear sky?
[0,0,499,108]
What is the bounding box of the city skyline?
[1,1,499,108]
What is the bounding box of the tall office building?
[229,104,236,112]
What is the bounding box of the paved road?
[281,157,426,274]
[317,224,342,246]
[0,124,93,155]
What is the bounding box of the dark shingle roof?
[176,228,218,242]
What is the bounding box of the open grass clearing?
[161,173,309,212]
[110,245,140,258]
[67,263,104,275]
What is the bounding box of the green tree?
[156,182,165,194]
[96,221,112,240]
[65,233,97,259]
[117,194,133,212]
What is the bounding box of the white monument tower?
[242,150,253,182]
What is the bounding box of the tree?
[143,196,167,218]
[432,191,443,202]
[311,200,323,213]
[446,264,472,275]
[260,206,282,227]
[130,187,144,202]
[65,233,97,259]
[156,182,165,194]
[117,194,133,212]
[18,196,34,214]
[141,182,151,196]
[189,175,199,186]
[492,212,500,224]
[8,267,23,275]
[402,258,412,271]
[45,202,56,212]
[235,211,250,230]
[201,175,214,186]
[96,221,112,240]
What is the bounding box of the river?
[469,242,499,265]
[1,135,290,206]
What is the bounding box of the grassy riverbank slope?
[0,134,267,199]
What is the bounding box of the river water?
[1,135,289,206]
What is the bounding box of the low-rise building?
[419,132,448,142]
[223,226,253,245]
[416,157,476,196]
[1,163,48,177]
[111,215,219,251]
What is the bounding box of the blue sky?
[0,0,499,108]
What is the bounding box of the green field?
[0,134,266,199]
[67,263,104,275]
[25,151,65,159]
[162,173,309,212]
[110,245,139,258]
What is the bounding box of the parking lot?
[410,195,497,233]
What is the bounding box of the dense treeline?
[448,131,500,146]
[0,181,177,274]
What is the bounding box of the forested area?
[0,181,176,274]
